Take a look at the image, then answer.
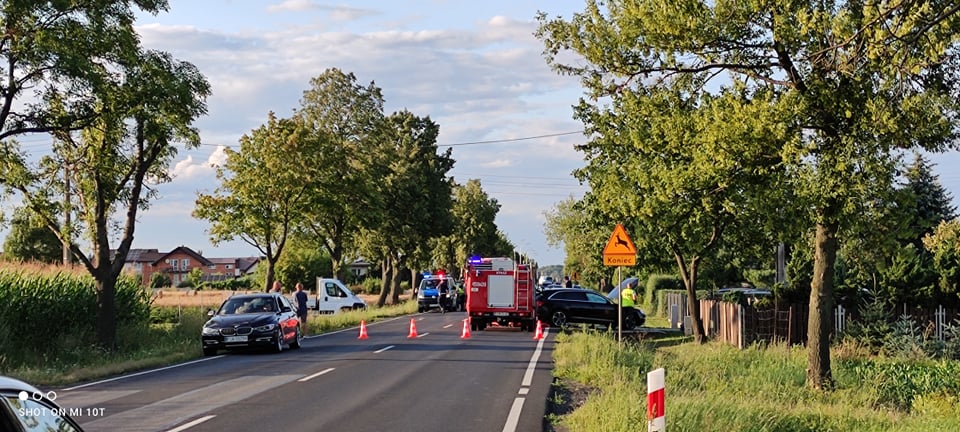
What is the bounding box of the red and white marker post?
[647,367,665,431]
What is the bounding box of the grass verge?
[549,331,960,432]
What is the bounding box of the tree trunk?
[264,258,277,292]
[806,219,837,390]
[377,258,392,307]
[390,257,403,305]
[676,253,706,344]
[95,273,118,350]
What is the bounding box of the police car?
[417,272,457,313]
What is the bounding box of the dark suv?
[536,288,645,330]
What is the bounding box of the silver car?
[0,375,85,431]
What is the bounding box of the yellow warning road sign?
[603,224,636,266]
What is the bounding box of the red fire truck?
[465,256,537,332]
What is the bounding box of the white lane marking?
[521,328,548,387]
[443,323,454,329]
[83,374,301,431]
[165,415,216,432]
[502,327,550,432]
[501,397,525,432]
[374,345,395,353]
[62,357,224,391]
[298,368,335,382]
[413,332,430,338]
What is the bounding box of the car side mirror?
[207,309,215,317]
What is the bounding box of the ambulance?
[465,256,537,332]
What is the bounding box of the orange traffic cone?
[408,318,419,338]
[460,318,471,339]
[533,320,544,340]
[358,320,369,340]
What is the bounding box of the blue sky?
[124,0,591,266]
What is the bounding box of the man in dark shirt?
[294,282,309,326]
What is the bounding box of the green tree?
[923,219,960,304]
[537,0,960,389]
[359,111,454,306]
[275,240,333,293]
[2,207,62,263]
[2,50,209,349]
[194,113,311,292]
[295,68,385,281]
[902,152,957,248]
[541,81,789,344]
[434,179,502,278]
[0,0,198,351]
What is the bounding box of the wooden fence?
[699,300,960,348]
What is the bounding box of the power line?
[438,130,585,147]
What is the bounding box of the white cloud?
[169,146,228,180]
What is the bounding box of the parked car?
[0,375,85,431]
[536,288,646,330]
[201,293,302,356]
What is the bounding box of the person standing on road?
[563,276,573,288]
[272,280,282,293]
[294,282,309,326]
[621,281,637,307]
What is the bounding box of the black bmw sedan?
[201,293,302,356]
[536,288,646,330]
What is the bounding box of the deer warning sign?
[603,224,637,266]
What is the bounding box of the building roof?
[151,245,213,266]
[123,249,162,263]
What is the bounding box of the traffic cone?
[358,320,369,340]
[408,318,419,338]
[460,318,471,339]
[533,320,544,340]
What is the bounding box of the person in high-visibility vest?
[621,281,637,307]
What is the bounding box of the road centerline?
[165,415,215,432]
[298,368,335,382]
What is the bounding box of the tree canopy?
[537,0,960,389]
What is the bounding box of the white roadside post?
[647,367,665,432]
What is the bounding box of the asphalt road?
[54,311,555,432]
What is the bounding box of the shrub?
[358,277,381,295]
[644,274,682,309]
[843,299,894,353]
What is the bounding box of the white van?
[307,278,367,314]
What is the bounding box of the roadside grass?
[304,300,418,335]
[550,331,960,432]
[6,300,417,386]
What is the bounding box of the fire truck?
[465,256,537,332]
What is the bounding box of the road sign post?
[647,367,665,431]
[602,224,637,343]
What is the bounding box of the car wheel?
[290,326,302,349]
[273,330,284,353]
[203,347,217,357]
[623,314,637,331]
[551,311,568,328]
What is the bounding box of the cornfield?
[0,263,150,357]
